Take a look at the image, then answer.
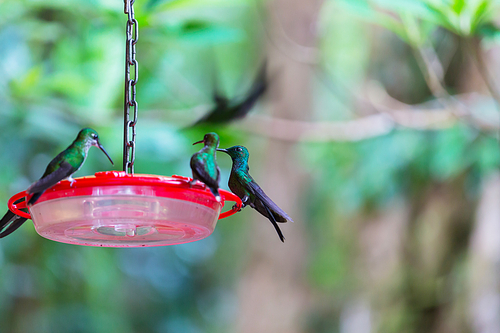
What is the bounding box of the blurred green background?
[1,0,500,332]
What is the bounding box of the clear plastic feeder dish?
[8,172,242,247]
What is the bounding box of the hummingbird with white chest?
[0,128,113,238]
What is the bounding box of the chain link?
[123,0,138,174]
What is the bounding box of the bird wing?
[245,175,293,223]
[27,161,75,195]
[231,61,267,119]
[191,61,267,126]
[191,154,220,190]
[235,171,285,241]
[191,102,229,126]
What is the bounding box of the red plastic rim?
[8,191,30,219]
[7,171,242,220]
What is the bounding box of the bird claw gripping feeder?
[6,0,242,247]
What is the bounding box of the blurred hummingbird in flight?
[0,128,113,238]
[190,132,221,201]
[191,61,268,126]
[217,145,293,242]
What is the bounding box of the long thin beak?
[192,140,204,145]
[98,143,114,165]
[216,148,228,153]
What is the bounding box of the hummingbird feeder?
[6,0,242,247]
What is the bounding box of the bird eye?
[92,134,97,139]
[237,147,242,152]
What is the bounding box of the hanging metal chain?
[123,0,139,174]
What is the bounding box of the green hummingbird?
[217,145,293,242]
[0,128,113,238]
[190,132,221,201]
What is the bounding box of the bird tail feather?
[263,204,285,242]
[0,217,28,238]
[210,187,221,202]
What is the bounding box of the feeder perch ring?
[8,171,242,247]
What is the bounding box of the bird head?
[193,132,220,147]
[217,145,249,162]
[78,128,114,165]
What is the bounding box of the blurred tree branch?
[466,37,500,111]
[400,15,492,133]
[234,88,498,142]
[409,35,500,135]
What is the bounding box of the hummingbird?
[217,145,293,242]
[190,132,221,201]
[0,128,113,238]
[191,61,267,126]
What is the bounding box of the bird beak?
[217,148,228,153]
[97,142,114,165]
[192,139,204,145]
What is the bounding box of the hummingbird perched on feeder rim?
[0,128,113,238]
[217,145,293,242]
[190,132,221,202]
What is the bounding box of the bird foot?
[232,204,242,212]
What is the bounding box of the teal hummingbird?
[190,132,221,201]
[217,145,293,242]
[0,128,113,238]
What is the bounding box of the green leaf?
[452,0,465,14]
[425,2,459,33]
[44,72,91,100]
[10,65,43,97]
[337,0,408,41]
[471,0,491,33]
[476,21,500,37]
[475,136,500,175]
[376,12,408,41]
[430,126,474,180]
[401,12,423,45]
[155,0,244,11]
[176,19,244,42]
[374,0,435,20]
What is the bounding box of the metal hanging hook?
[123,0,139,174]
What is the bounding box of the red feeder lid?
[8,171,242,247]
